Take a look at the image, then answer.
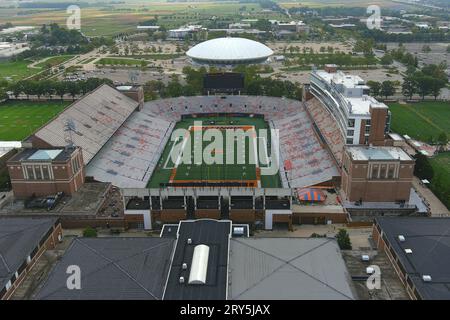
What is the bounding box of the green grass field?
[148,116,281,188]
[0,60,40,81]
[429,152,450,209]
[0,101,69,140]
[389,102,450,143]
[96,57,145,66]
[34,55,74,68]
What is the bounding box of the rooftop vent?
[188,244,210,285]
[405,248,413,254]
[361,255,370,262]
[422,275,432,282]
[187,238,192,244]
[232,226,245,236]
[179,276,185,284]
[182,263,188,270]
[398,235,406,242]
[366,267,375,274]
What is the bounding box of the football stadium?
[10,66,416,230]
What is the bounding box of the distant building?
[7,147,85,198]
[307,65,391,145]
[0,217,62,300]
[329,23,357,29]
[274,21,309,33]
[168,25,203,39]
[341,146,414,202]
[373,217,450,299]
[136,25,160,31]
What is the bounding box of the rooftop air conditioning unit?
[182,263,188,270]
[361,255,370,262]
[366,267,375,274]
[422,275,432,282]
[179,277,185,284]
[187,238,192,244]
[398,235,406,242]
[405,249,413,254]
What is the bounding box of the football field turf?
[147,116,281,188]
[0,100,69,141]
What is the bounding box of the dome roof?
[186,37,273,64]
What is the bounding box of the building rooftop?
[375,217,450,300]
[8,147,78,163]
[0,217,57,293]
[346,146,412,161]
[163,219,232,300]
[228,238,355,300]
[312,70,388,115]
[36,237,175,300]
[186,37,273,63]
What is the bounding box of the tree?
[380,54,393,66]
[83,227,97,237]
[55,81,67,100]
[380,80,395,99]
[66,81,80,100]
[437,132,448,147]
[415,75,434,100]
[367,80,381,97]
[401,77,416,100]
[414,153,434,180]
[430,78,445,100]
[336,229,352,250]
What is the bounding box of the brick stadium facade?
[341,146,414,202]
[7,147,85,198]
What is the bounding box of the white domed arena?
[186,37,274,65]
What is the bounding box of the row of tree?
[6,78,113,100]
[143,65,303,101]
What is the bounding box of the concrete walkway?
[412,177,450,216]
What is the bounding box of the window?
[365,126,371,134]
[42,166,50,180]
[347,129,354,137]
[364,136,369,144]
[348,119,355,127]
[346,138,353,144]
[388,165,395,179]
[371,165,379,179]
[35,166,42,180]
[366,119,371,126]
[380,165,386,179]
[26,166,34,180]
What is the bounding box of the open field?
[429,152,450,209]
[0,101,69,140]
[34,55,75,68]
[279,0,416,9]
[148,116,281,188]
[0,60,40,81]
[96,57,145,66]
[0,2,261,37]
[388,102,450,143]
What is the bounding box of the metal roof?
[36,237,175,300]
[375,217,450,300]
[186,37,273,62]
[0,217,57,292]
[228,238,355,300]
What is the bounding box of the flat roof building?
[307,66,391,146]
[341,146,414,203]
[7,146,85,198]
[0,217,61,300]
[373,217,450,300]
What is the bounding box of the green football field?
[147,116,281,188]
[0,100,69,140]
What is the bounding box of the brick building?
[7,146,85,198]
[341,146,414,202]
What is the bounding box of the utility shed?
[228,238,355,300]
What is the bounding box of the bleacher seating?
[305,98,344,165]
[33,84,138,164]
